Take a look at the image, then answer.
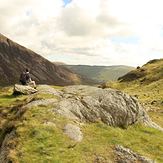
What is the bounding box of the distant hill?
[62,65,134,83]
[118,59,163,84]
[0,33,81,86]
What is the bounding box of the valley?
[0,34,162,163]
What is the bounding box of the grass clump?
[0,87,28,108]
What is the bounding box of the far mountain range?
[57,64,134,83]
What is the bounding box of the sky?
[0,0,163,66]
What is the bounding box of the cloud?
[0,0,163,66]
[58,6,96,36]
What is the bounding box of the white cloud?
[0,0,163,66]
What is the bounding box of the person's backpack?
[19,72,27,84]
[25,72,30,82]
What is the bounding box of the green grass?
[1,85,163,162]
[11,105,163,163]
[84,123,163,162]
[13,105,163,162]
[14,106,86,163]
[0,87,28,108]
[108,79,163,106]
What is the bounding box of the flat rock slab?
[24,99,57,108]
[13,84,37,95]
[37,85,62,97]
[63,123,83,142]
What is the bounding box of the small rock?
[43,121,56,127]
[63,124,83,142]
[115,145,155,163]
[94,155,108,163]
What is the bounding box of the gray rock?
[54,85,153,128]
[63,124,83,142]
[0,130,16,163]
[13,84,37,95]
[37,85,62,97]
[115,145,155,163]
[24,99,57,108]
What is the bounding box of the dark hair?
[25,68,29,72]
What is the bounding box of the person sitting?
[19,69,36,88]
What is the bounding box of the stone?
[0,130,16,163]
[54,85,155,128]
[13,84,37,95]
[115,145,155,163]
[63,123,83,142]
[43,121,56,127]
[23,99,57,108]
[37,85,62,97]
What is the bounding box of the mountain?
[0,33,81,86]
[118,59,163,83]
[62,65,134,83]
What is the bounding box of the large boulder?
[13,84,38,95]
[54,85,154,128]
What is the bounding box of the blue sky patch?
[63,0,72,7]
[111,36,139,44]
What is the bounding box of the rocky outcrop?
[115,145,155,163]
[54,85,153,128]
[13,84,38,95]
[13,84,161,130]
[63,124,83,142]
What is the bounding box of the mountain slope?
[0,33,81,86]
[118,59,163,83]
[62,65,134,83]
[105,58,163,126]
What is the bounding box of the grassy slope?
[106,59,163,127]
[65,65,134,82]
[0,86,163,162]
